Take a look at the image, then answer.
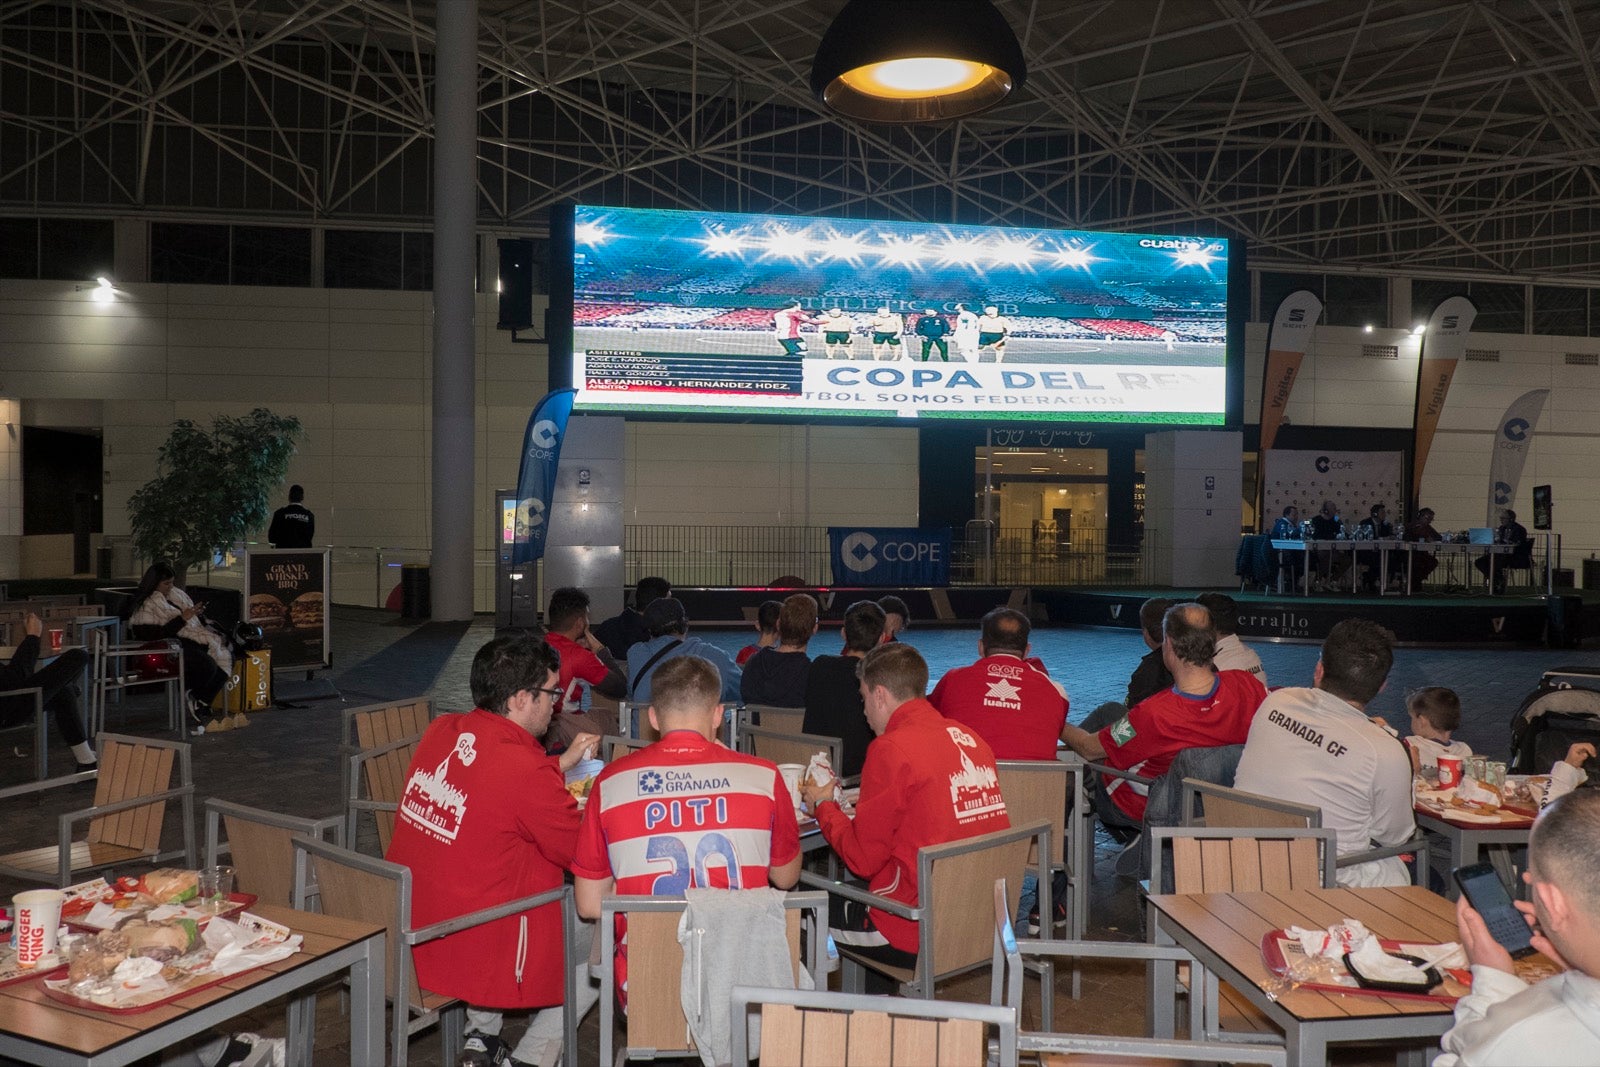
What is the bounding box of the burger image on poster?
[249,593,288,632]
[290,591,324,631]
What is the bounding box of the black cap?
[643,596,688,636]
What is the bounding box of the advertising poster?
[829,527,951,587]
[245,548,331,671]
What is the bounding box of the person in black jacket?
[593,576,671,659]
[267,485,315,548]
[0,612,97,769]
[914,309,951,362]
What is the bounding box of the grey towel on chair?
[677,887,807,1066]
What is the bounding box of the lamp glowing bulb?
[1364,324,1373,333]
[838,57,998,100]
[1413,324,1427,335]
[91,276,115,304]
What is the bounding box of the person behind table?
[914,308,951,362]
[736,599,783,666]
[878,595,909,642]
[266,483,314,548]
[1354,503,1396,591]
[542,586,627,749]
[1475,507,1531,593]
[740,593,816,708]
[798,643,1009,975]
[1196,592,1267,687]
[626,596,742,706]
[572,657,801,988]
[1309,499,1348,590]
[803,599,887,779]
[1435,789,1600,1066]
[0,612,96,770]
[593,576,671,660]
[384,633,601,1067]
[1404,506,1443,587]
[1233,618,1415,887]
[1403,686,1472,773]
[123,561,231,729]
[928,606,1067,761]
[1060,603,1265,842]
[1271,505,1307,584]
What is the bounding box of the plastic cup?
[1437,756,1464,789]
[197,865,235,914]
[13,890,64,968]
[1467,755,1488,783]
[777,763,806,813]
[1486,760,1508,792]
[47,629,64,652]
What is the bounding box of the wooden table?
[1147,885,1464,1066]
[0,905,384,1067]
[1413,805,1532,898]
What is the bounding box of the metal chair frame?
[89,628,186,737]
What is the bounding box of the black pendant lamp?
[810,0,1027,123]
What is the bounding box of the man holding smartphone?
[1436,788,1600,1065]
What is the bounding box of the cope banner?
[829,527,950,587]
[244,548,331,671]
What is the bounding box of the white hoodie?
[1434,968,1600,1065]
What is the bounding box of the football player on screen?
[952,303,979,360]
[977,305,1011,362]
[819,307,855,359]
[870,306,905,361]
[773,300,812,357]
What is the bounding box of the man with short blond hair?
[800,643,1009,970]
[740,593,817,708]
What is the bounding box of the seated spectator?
[542,587,627,750]
[1077,596,1174,737]
[928,607,1067,760]
[1234,619,1414,887]
[1476,508,1532,593]
[123,561,231,727]
[1435,789,1600,1066]
[1404,507,1443,586]
[593,576,670,659]
[1403,686,1472,773]
[803,599,885,778]
[1534,743,1594,808]
[740,594,816,708]
[878,595,909,642]
[1354,504,1395,591]
[798,643,1009,974]
[572,656,801,998]
[1196,592,1267,686]
[736,599,783,665]
[385,633,600,1067]
[1061,603,1265,840]
[0,612,96,770]
[626,597,741,706]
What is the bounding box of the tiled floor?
[4,606,1595,1065]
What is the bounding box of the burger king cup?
[13,889,64,968]
[1437,756,1464,790]
[777,763,806,815]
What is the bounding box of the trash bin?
[1554,567,1576,590]
[1547,594,1583,649]
[1583,558,1600,590]
[96,545,113,580]
[400,563,431,619]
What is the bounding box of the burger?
[249,594,288,633]
[290,591,324,631]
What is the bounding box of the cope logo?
[518,498,545,531]
[1493,481,1513,505]
[1503,418,1530,442]
[839,532,878,573]
[526,419,561,461]
[1314,455,1353,473]
[638,770,664,795]
[1315,456,1329,473]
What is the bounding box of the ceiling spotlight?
[76,276,118,303]
[1413,323,1427,335]
[811,0,1027,123]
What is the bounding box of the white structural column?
[429,0,478,621]
[0,398,19,579]
[1143,430,1244,588]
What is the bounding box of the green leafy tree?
[127,408,305,579]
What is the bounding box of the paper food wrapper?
[1455,777,1502,808]
[1286,919,1371,959]
[804,752,846,808]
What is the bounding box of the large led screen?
[558,205,1234,424]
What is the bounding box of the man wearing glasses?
[386,632,602,1067]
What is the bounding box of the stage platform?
[675,585,1589,648]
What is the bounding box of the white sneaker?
[212,1033,285,1067]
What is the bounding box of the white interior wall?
[0,279,919,603]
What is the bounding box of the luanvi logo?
[1492,617,1505,634]
[1109,604,1123,620]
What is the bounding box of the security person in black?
[268,484,315,548]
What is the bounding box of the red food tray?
[63,893,258,934]
[1260,930,1467,1005]
[40,958,268,1015]
[0,958,66,989]
[1414,803,1536,829]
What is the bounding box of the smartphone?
[1453,863,1536,958]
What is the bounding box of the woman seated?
[122,562,234,730]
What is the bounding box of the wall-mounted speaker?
[497,238,534,330]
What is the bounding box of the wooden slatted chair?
[598,891,826,1066]
[996,758,1080,1017]
[800,820,1051,1000]
[602,734,651,763]
[340,697,438,806]
[989,878,1285,1065]
[1181,778,1434,887]
[204,798,343,907]
[623,701,736,748]
[0,733,196,887]
[89,628,186,737]
[729,983,1019,1067]
[738,725,843,778]
[347,734,421,855]
[740,704,806,737]
[1149,826,1337,1046]
[291,835,579,1067]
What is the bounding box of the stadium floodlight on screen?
[548,204,1239,425]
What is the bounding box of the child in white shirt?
[1404,686,1473,772]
